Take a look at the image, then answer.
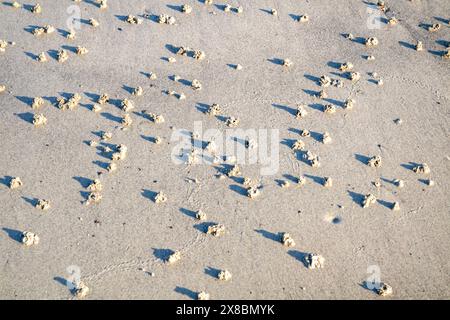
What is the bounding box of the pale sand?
[0,0,449,299]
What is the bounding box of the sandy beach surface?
[0,0,449,300]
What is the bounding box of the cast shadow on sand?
[179,208,197,219]
[400,162,420,172]
[0,175,13,187]
[304,174,325,186]
[272,103,297,117]
[347,190,365,207]
[355,153,371,165]
[204,266,221,279]
[377,199,395,210]
[174,286,197,299]
[282,174,299,184]
[287,250,309,268]
[101,112,122,124]
[2,227,23,243]
[15,112,34,124]
[167,4,183,13]
[267,58,285,66]
[73,176,93,188]
[254,229,280,243]
[259,8,274,15]
[194,222,217,234]
[304,73,321,85]
[229,184,248,197]
[398,41,416,50]
[21,196,38,207]
[142,189,158,203]
[152,248,174,261]
[53,276,80,295]
[15,95,34,107]
[359,281,381,294]
[24,51,39,60]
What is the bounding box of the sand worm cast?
[218,270,232,281]
[167,251,181,264]
[197,291,210,300]
[9,177,23,189]
[305,253,325,269]
[207,224,226,237]
[282,233,295,247]
[21,231,40,246]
